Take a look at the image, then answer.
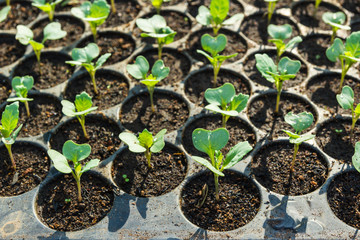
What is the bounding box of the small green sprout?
[322,12,350,43]
[0,6,10,22]
[196,0,244,36]
[122,174,129,182]
[151,0,170,15]
[64,198,71,203]
[61,92,98,139]
[352,142,360,172]
[197,34,237,87]
[119,129,166,168]
[282,112,315,173]
[136,15,177,59]
[32,0,63,21]
[126,55,169,113]
[71,0,110,42]
[7,76,34,118]
[66,43,111,95]
[255,54,301,114]
[0,102,23,171]
[265,0,278,24]
[48,140,100,202]
[334,129,343,133]
[267,24,303,63]
[326,31,360,93]
[204,83,249,128]
[192,128,252,200]
[313,0,322,17]
[15,22,67,74]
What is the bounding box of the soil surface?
[112,144,187,197]
[36,173,114,231]
[0,76,11,103]
[352,21,360,32]
[247,92,317,138]
[337,0,360,14]
[120,91,189,133]
[0,142,49,196]
[243,49,307,89]
[49,115,121,161]
[0,1,39,30]
[185,68,251,106]
[63,69,129,111]
[187,0,243,18]
[180,170,260,231]
[0,34,26,68]
[251,141,328,195]
[101,0,141,29]
[241,0,293,9]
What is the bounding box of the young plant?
[136,15,176,59]
[313,0,322,17]
[15,22,67,74]
[119,128,166,168]
[151,0,170,15]
[7,76,34,118]
[255,54,301,114]
[0,6,10,22]
[196,0,244,36]
[282,112,315,173]
[326,31,360,93]
[265,0,278,24]
[66,43,111,95]
[32,0,63,21]
[267,24,303,63]
[197,34,237,87]
[47,140,100,202]
[71,0,110,42]
[126,55,169,113]
[61,92,98,139]
[204,83,249,128]
[322,12,350,43]
[352,142,360,173]
[192,128,252,200]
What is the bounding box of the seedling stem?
[267,1,276,24]
[6,0,10,6]
[78,115,89,139]
[25,101,30,117]
[5,144,15,171]
[89,70,98,95]
[339,59,353,93]
[145,148,152,168]
[90,25,97,42]
[110,0,116,13]
[290,144,299,172]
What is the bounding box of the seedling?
[255,54,301,114]
[322,12,350,43]
[71,0,110,42]
[122,174,129,182]
[7,76,34,118]
[47,140,100,202]
[5,0,10,6]
[267,24,302,63]
[352,142,360,173]
[126,55,169,113]
[196,0,244,36]
[32,0,63,21]
[136,15,176,59]
[313,0,322,17]
[0,6,10,22]
[15,22,67,74]
[326,31,360,92]
[265,0,278,24]
[197,34,237,87]
[66,43,111,95]
[119,129,166,168]
[204,83,249,128]
[151,0,170,15]
[61,92,98,139]
[0,102,23,171]
[282,112,315,172]
[192,128,252,200]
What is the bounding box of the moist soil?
[0,1,39,30]
[0,34,26,68]
[49,115,121,161]
[0,76,11,103]
[182,114,256,157]
[243,49,308,89]
[63,69,129,111]
[187,0,243,18]
[327,170,360,229]
[13,52,74,89]
[180,170,261,231]
[247,92,317,139]
[316,117,360,164]
[337,0,360,14]
[112,144,187,197]
[251,141,328,196]
[241,0,293,9]
[240,13,300,45]
[120,91,189,133]
[185,68,251,106]
[0,142,49,196]
[36,173,114,232]
[352,21,360,32]
[187,28,247,64]
[101,0,141,29]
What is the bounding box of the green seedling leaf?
[69,43,100,64]
[326,38,345,62]
[337,85,354,110]
[210,0,229,25]
[222,13,243,25]
[138,129,154,149]
[352,142,360,173]
[255,53,277,82]
[62,92,98,117]
[63,140,91,162]
[201,34,227,57]
[151,60,170,81]
[9,76,34,103]
[0,6,10,22]
[119,132,146,153]
[48,149,72,173]
[1,102,20,138]
[15,25,34,45]
[150,129,166,153]
[284,111,314,133]
[268,24,292,40]
[278,57,301,76]
[290,134,315,145]
[43,22,67,41]
[126,55,150,80]
[322,12,350,30]
[223,141,252,169]
[196,5,211,26]
[81,158,100,173]
[192,156,224,176]
[32,0,63,21]
[95,53,111,69]
[205,82,235,106]
[285,36,302,50]
[71,0,110,24]
[192,128,229,157]
[345,31,360,60]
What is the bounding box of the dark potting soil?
[247,92,318,138]
[240,13,300,45]
[181,114,256,157]
[187,0,243,18]
[0,34,26,68]
[101,0,141,29]
[241,0,293,9]
[36,173,114,231]
[352,21,360,32]
[251,141,328,195]
[0,1,39,30]
[120,91,189,133]
[13,52,74,89]
[185,68,251,106]
[180,170,261,231]
[0,76,11,102]
[0,142,49,196]
[112,144,187,197]
[187,28,247,64]
[49,115,121,161]
[63,69,129,111]
[327,170,360,229]
[337,0,360,14]
[316,118,360,164]
[243,49,308,89]
[163,0,184,6]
